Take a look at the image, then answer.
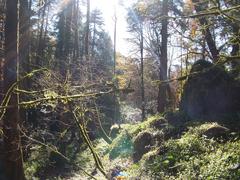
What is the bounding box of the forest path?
[68,103,141,179]
[67,142,133,180]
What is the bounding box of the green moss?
[109,130,133,159]
[143,123,240,179]
[107,114,164,160]
[125,114,164,135]
[27,114,237,180]
[24,146,49,180]
[186,122,221,134]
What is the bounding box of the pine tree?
[3,0,25,179]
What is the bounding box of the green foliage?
[127,114,164,135]
[144,123,240,179]
[109,130,133,159]
[97,94,120,127]
[108,114,163,160]
[24,146,49,180]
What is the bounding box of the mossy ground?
[24,114,240,179]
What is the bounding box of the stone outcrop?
[180,60,240,120]
[133,131,153,162]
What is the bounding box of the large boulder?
[133,131,153,162]
[202,125,230,140]
[149,117,167,129]
[180,60,240,120]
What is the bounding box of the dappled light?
[0,0,240,179]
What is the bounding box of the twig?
[72,108,108,179]
[19,126,98,180]
[152,57,238,85]
[153,5,240,20]
[0,68,48,121]
[94,102,112,144]
[0,88,134,110]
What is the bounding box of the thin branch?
[72,108,107,178]
[154,5,240,20]
[0,68,48,121]
[0,88,134,109]
[152,57,239,85]
[14,88,51,94]
[19,126,97,180]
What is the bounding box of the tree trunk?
[19,0,30,70]
[91,14,96,60]
[36,1,47,66]
[192,0,219,62]
[73,0,80,59]
[3,0,25,179]
[85,0,90,61]
[140,21,145,121]
[231,23,240,75]
[113,7,119,123]
[0,0,5,102]
[157,0,168,113]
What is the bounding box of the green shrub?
[144,123,240,179]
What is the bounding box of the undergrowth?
[24,114,240,180]
[143,123,240,179]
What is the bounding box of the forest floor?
[66,113,240,180]
[67,129,135,180]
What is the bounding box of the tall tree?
[90,9,104,60]
[19,0,30,74]
[127,1,146,120]
[113,6,117,75]
[157,0,168,113]
[56,0,75,76]
[192,0,219,62]
[0,0,5,101]
[73,0,80,60]
[85,0,90,61]
[140,20,145,120]
[3,0,25,179]
[226,0,240,75]
[36,0,49,66]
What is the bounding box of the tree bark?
[157,0,168,113]
[0,0,5,102]
[36,1,47,66]
[73,0,80,59]
[140,22,145,121]
[85,0,90,61]
[192,0,219,62]
[231,23,240,75]
[3,0,25,179]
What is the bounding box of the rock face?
[180,60,240,120]
[149,117,167,129]
[133,131,153,162]
[109,124,120,139]
[202,125,230,140]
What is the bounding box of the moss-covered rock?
[200,123,230,140]
[133,131,153,162]
[161,111,189,139]
[149,117,167,129]
[180,59,240,121]
[143,122,240,179]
